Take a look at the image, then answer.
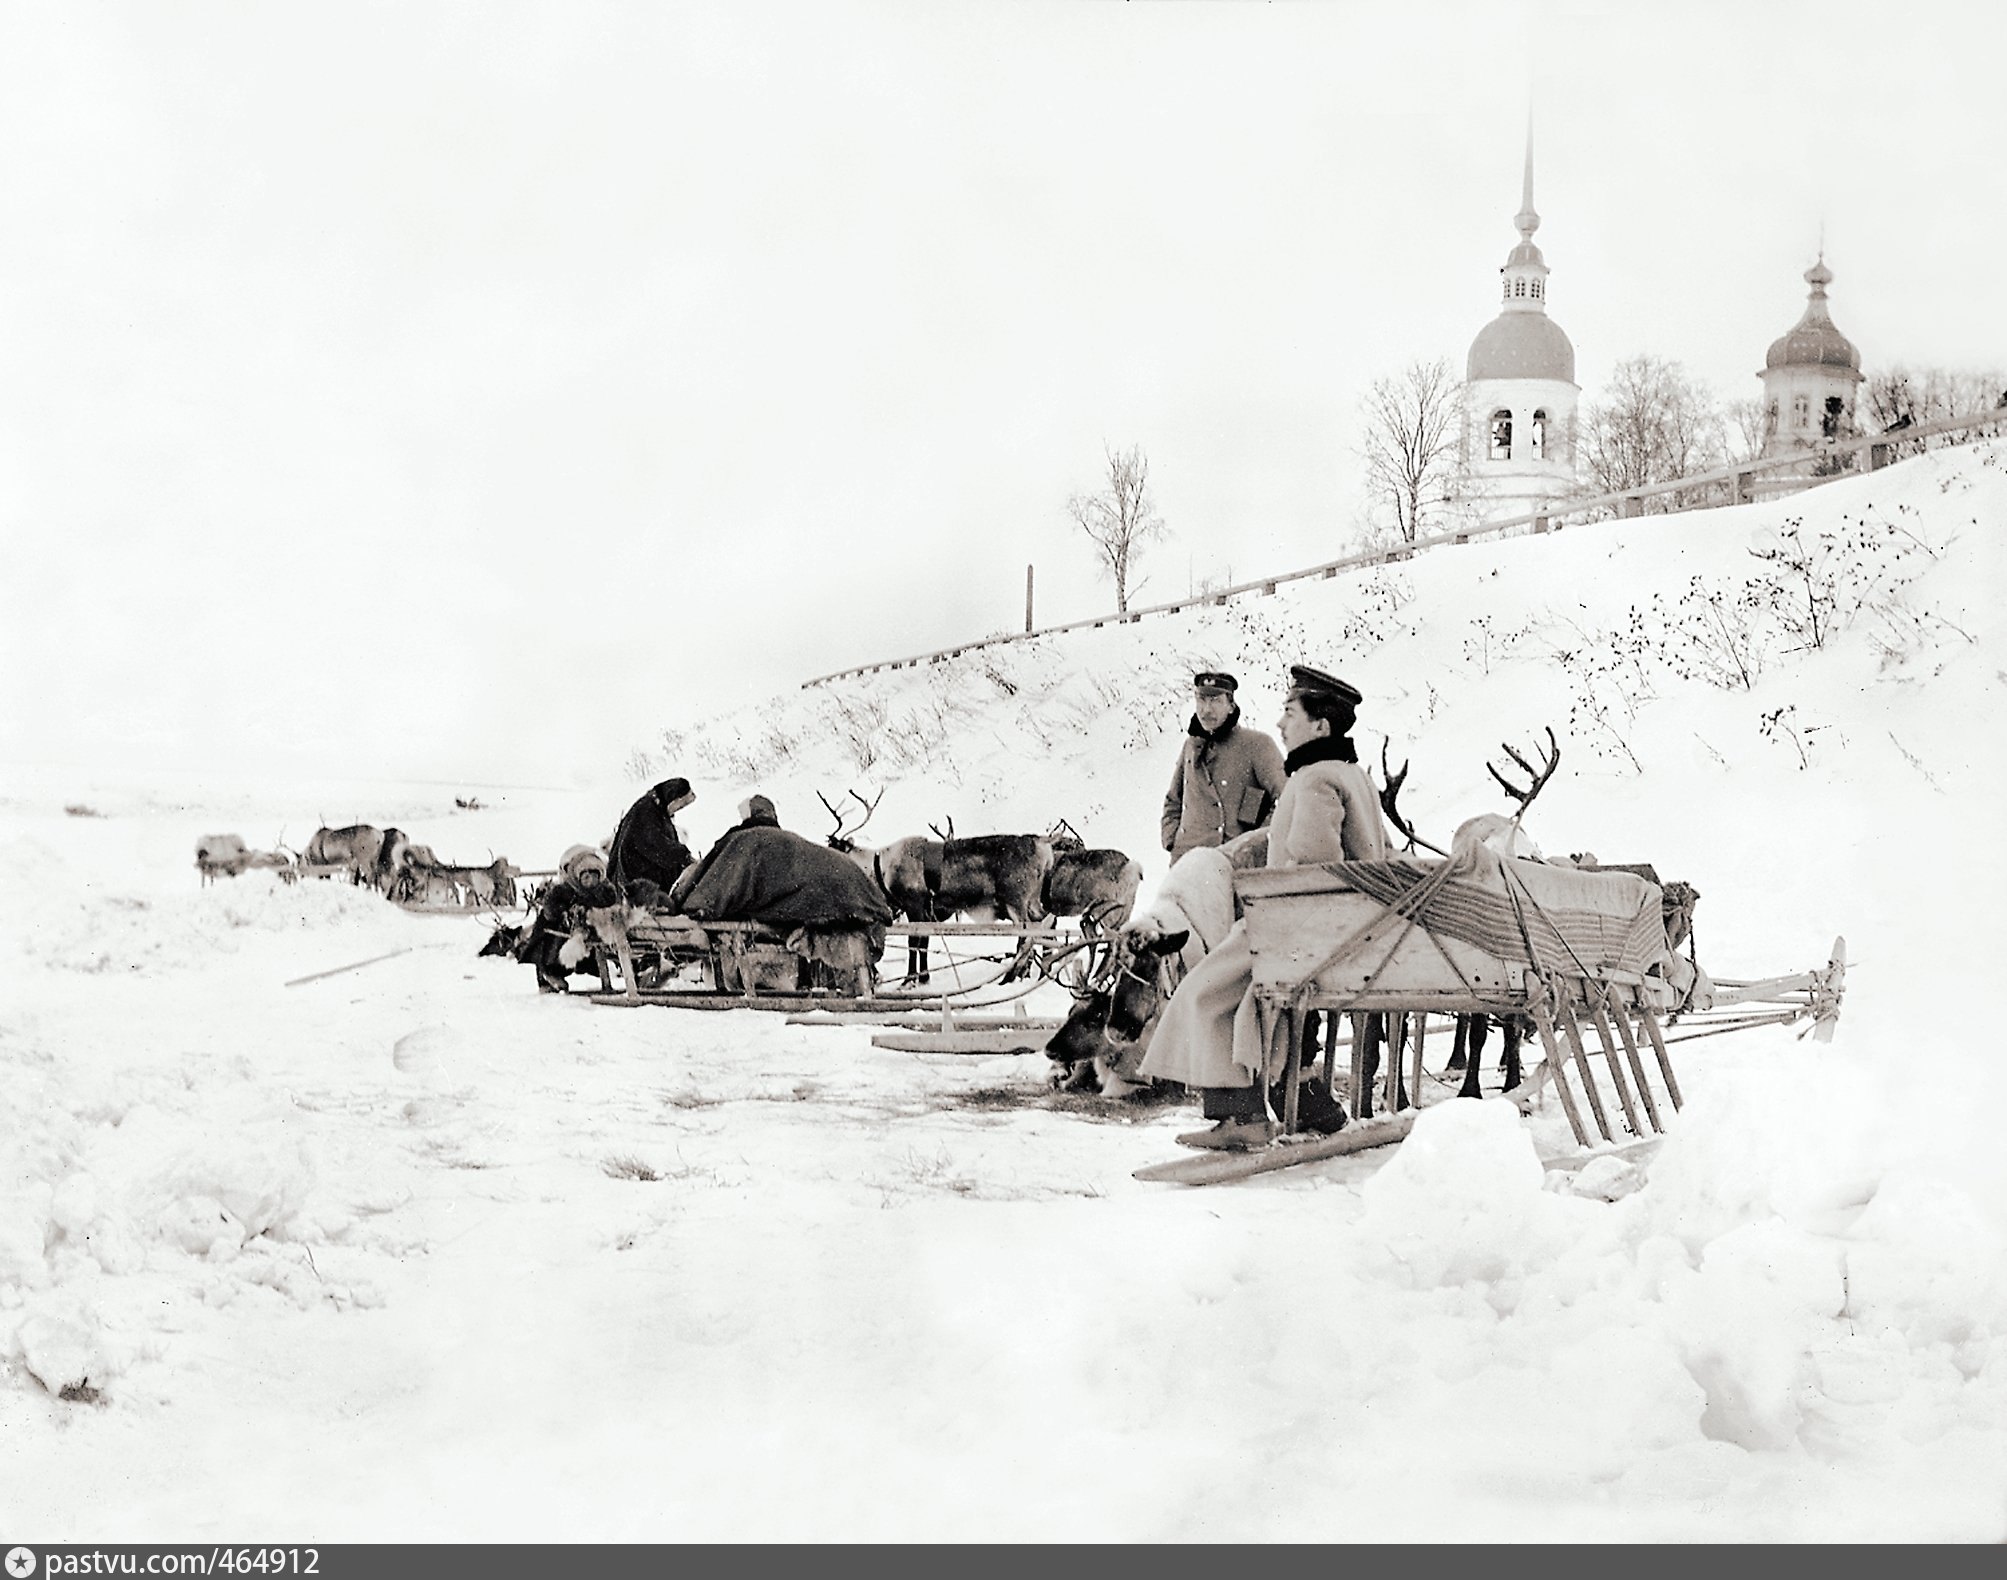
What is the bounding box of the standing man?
[1161,670,1288,864]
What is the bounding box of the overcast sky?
[5,0,2002,787]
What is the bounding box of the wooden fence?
[801,403,2004,689]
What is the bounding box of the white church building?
[1462,141,1579,523]
[1456,140,1870,521]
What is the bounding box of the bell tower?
[1463,124,1579,521]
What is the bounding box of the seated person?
[729,793,781,833]
[522,843,623,994]
[671,819,891,934]
[609,777,698,906]
[1138,665,1391,1150]
[664,794,782,911]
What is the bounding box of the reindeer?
[305,823,385,887]
[820,790,940,984]
[1375,728,1563,1103]
[1039,819,1142,939]
[820,791,1056,985]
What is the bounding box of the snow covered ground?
[5,442,2006,1541]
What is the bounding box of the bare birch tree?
[1580,354,1728,509]
[1067,443,1165,613]
[1724,396,1768,464]
[1359,357,1465,544]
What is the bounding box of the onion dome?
[1765,258,1861,373]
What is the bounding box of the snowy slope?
[2,441,2004,1541]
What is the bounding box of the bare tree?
[1861,364,2007,460]
[1724,396,1768,464]
[1580,354,1728,509]
[1359,357,1466,544]
[1067,443,1165,613]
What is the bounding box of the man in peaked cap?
[1139,660,1392,1149]
[608,776,698,905]
[1285,664,1363,709]
[1160,669,1288,864]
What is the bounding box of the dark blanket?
[609,794,694,894]
[675,826,893,941]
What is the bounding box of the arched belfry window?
[1792,393,1810,429]
[1488,409,1513,461]
[1513,279,1526,298]
[1530,279,1543,299]
[1530,409,1548,460]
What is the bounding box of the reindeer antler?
[928,814,956,842]
[847,787,884,834]
[820,788,883,848]
[1378,740,1448,857]
[1487,727,1562,819]
[817,790,851,844]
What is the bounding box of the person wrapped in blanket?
[1137,665,1391,1150]
[608,777,698,908]
[521,843,625,994]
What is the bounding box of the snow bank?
[5,441,2006,1539]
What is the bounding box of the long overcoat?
[1138,755,1389,1090]
[1161,719,1288,861]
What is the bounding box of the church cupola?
[1464,125,1579,520]
[1759,255,1863,458]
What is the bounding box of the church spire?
[1499,114,1550,312]
[1515,115,1539,242]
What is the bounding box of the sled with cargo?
[1135,735,1847,1186]
[1134,858,1845,1186]
[585,904,1087,1024]
[194,834,298,885]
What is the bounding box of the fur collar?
[1284,733,1357,774]
[1187,707,1242,743]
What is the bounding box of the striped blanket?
[1301,848,1670,980]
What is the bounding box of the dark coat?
[522,876,623,979]
[609,790,695,896]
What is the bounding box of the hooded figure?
[521,843,622,993]
[609,777,698,904]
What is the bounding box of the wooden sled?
[1134,858,1846,1187]
[586,908,1086,1020]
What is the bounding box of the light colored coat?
[1137,754,1389,1090]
